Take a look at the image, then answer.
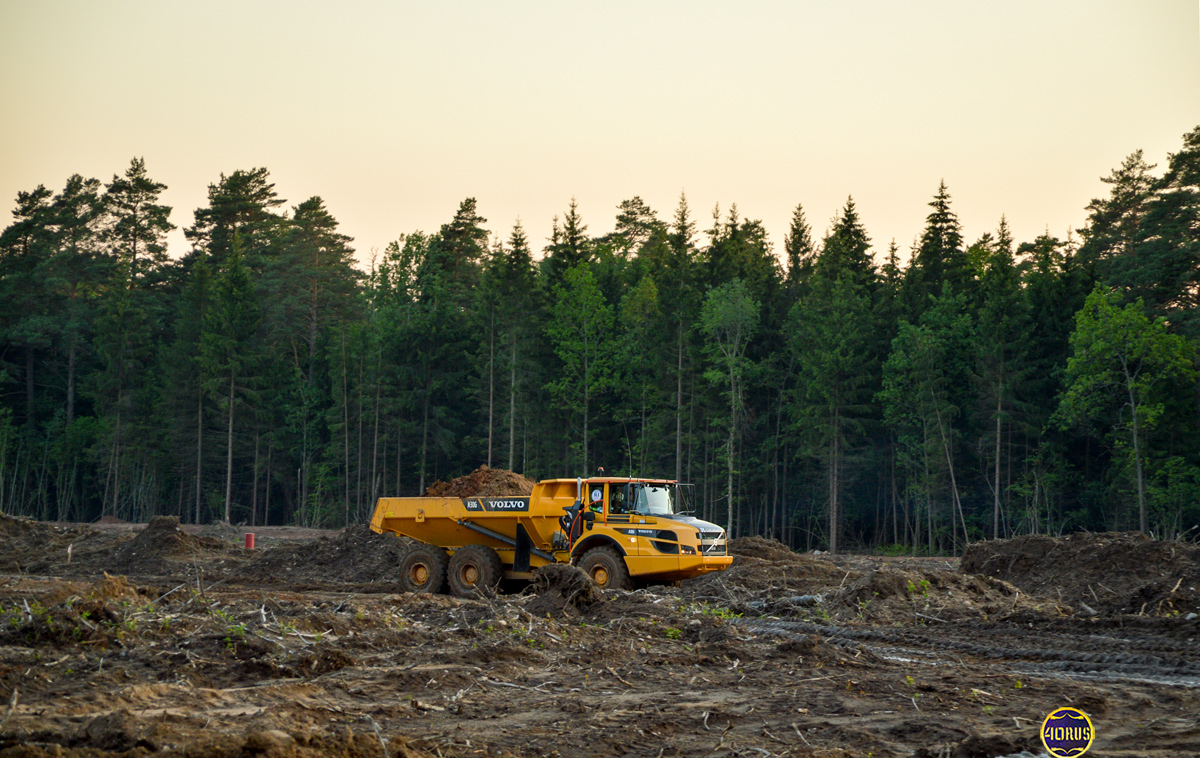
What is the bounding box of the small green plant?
[906,579,932,597]
[983,705,996,715]
[1013,679,1023,689]
[665,627,682,640]
[223,622,247,651]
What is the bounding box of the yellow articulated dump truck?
[369,476,731,596]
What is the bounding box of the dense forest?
[2,126,1199,553]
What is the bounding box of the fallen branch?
[0,687,17,733]
[366,715,388,755]
[605,666,634,687]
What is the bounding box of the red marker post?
[244,533,255,550]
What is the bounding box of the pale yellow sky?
[2,1,1198,266]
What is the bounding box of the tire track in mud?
[737,617,1200,687]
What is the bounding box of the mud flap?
[515,523,533,572]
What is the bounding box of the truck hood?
[658,514,725,535]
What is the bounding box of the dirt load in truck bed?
[422,465,536,497]
[1,515,1198,757]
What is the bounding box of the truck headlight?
[681,545,696,555]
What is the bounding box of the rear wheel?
[579,546,632,590]
[398,544,448,594]
[447,545,503,597]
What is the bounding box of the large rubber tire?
[447,545,503,598]
[398,544,449,594]
[579,546,632,591]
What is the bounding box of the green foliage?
[546,262,613,472]
[1056,286,1197,532]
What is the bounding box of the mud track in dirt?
[0,518,1198,757]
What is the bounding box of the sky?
[1,1,1198,268]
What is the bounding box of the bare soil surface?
[1,513,1198,758]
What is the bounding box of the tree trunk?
[582,313,590,474]
[251,431,259,527]
[828,411,839,555]
[508,339,517,471]
[371,371,380,510]
[726,369,736,535]
[419,389,430,495]
[342,337,350,527]
[676,326,684,482]
[264,437,272,526]
[66,342,77,425]
[1126,378,1147,533]
[224,372,235,524]
[993,384,1002,539]
[24,345,35,427]
[195,388,203,525]
[931,398,969,552]
[113,401,122,519]
[487,310,495,467]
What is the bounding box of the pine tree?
[0,185,55,428]
[974,218,1031,538]
[783,202,816,298]
[816,197,874,289]
[789,273,875,554]
[102,158,174,280]
[701,279,759,535]
[547,263,612,473]
[185,168,285,267]
[904,181,969,315]
[201,236,261,523]
[1077,150,1157,283]
[544,198,590,288]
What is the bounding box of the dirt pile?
[422,466,535,497]
[524,563,601,617]
[728,534,810,562]
[961,531,1200,616]
[684,536,849,600]
[109,516,238,575]
[234,524,416,587]
[829,565,1047,623]
[0,512,100,573]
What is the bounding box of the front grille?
[700,531,727,556]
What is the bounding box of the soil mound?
[110,516,235,574]
[234,524,416,586]
[771,634,884,668]
[199,520,243,542]
[422,466,535,497]
[0,511,102,573]
[961,531,1200,616]
[525,563,601,617]
[682,551,848,600]
[830,566,1038,623]
[728,535,808,563]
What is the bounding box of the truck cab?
[560,477,731,588]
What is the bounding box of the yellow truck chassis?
[369,476,731,595]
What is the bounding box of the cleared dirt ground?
[1,512,1198,758]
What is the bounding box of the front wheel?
[579,546,632,590]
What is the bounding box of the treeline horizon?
[2,126,1199,554]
